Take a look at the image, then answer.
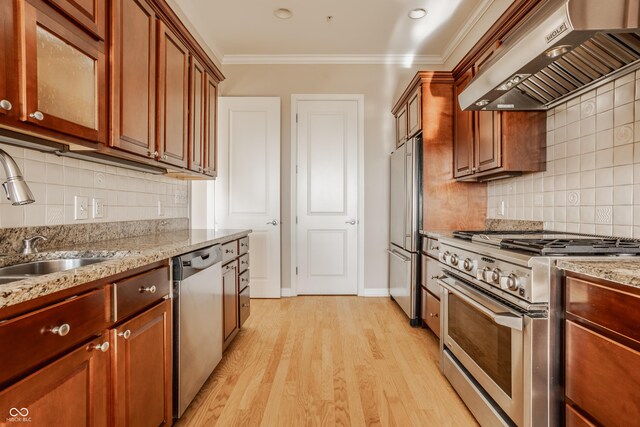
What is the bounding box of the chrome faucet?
[0,148,35,205]
[21,235,47,255]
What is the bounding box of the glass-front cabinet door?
[20,2,106,143]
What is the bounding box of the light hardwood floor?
[176,296,477,427]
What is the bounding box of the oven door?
[439,275,524,426]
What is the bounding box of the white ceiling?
[172,0,505,65]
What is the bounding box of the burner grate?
[500,238,640,255]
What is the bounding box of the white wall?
[0,143,189,228]
[220,64,424,290]
[487,70,640,238]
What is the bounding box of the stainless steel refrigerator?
[388,134,421,325]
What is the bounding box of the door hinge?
[295,165,298,173]
[296,113,298,123]
[296,267,298,275]
[296,216,298,224]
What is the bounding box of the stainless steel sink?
[0,258,109,277]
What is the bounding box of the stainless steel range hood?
[459,0,640,111]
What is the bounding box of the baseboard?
[360,288,390,297]
[280,288,295,297]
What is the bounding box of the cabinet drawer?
[239,236,249,255]
[422,255,443,299]
[222,240,238,262]
[566,404,596,427]
[113,266,170,322]
[239,269,250,292]
[566,276,640,343]
[0,289,106,385]
[223,259,238,274]
[238,253,249,274]
[239,286,250,327]
[566,320,640,426]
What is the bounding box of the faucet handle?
[22,235,48,254]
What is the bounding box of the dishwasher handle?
[187,253,218,270]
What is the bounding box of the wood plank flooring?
[176,296,477,427]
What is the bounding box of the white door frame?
[289,94,365,297]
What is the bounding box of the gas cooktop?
[452,230,640,256]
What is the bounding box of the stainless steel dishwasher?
[172,244,223,418]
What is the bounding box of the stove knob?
[442,251,451,263]
[463,258,473,272]
[478,267,491,281]
[491,268,502,283]
[506,273,520,291]
[450,254,459,266]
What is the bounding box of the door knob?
[345,219,357,225]
[266,219,279,226]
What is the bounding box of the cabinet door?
[223,262,238,342]
[0,334,109,426]
[396,104,408,147]
[204,73,218,177]
[45,0,105,39]
[425,291,441,338]
[476,110,501,172]
[188,56,206,173]
[157,21,189,168]
[407,88,421,137]
[0,0,17,119]
[20,2,106,142]
[454,70,474,178]
[112,300,172,427]
[110,0,156,158]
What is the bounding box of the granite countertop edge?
[0,228,252,310]
[557,259,640,288]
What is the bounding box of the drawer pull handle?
[140,285,157,293]
[118,329,131,339]
[50,323,71,336]
[225,249,234,254]
[241,303,250,307]
[90,342,110,352]
[429,313,439,318]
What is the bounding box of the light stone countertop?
[557,259,640,288]
[0,229,251,309]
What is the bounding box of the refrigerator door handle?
[387,249,410,263]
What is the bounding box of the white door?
[295,99,359,295]
[216,97,281,298]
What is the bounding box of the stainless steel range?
[435,230,640,427]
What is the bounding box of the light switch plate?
[157,200,164,216]
[75,196,89,220]
[93,198,105,218]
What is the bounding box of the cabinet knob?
[0,99,12,111]
[29,111,44,121]
[162,153,168,160]
[241,303,250,308]
[90,342,110,352]
[139,285,157,293]
[148,151,158,158]
[429,313,439,318]
[50,323,71,336]
[118,329,131,339]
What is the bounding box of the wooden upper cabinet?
[476,110,501,172]
[156,21,189,168]
[188,56,206,173]
[396,104,408,147]
[19,1,106,143]
[112,300,172,427]
[0,333,109,427]
[0,0,16,119]
[454,70,474,178]
[204,73,218,177]
[110,0,156,157]
[407,87,421,138]
[45,0,106,40]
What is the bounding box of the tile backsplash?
[0,143,189,228]
[487,70,640,238]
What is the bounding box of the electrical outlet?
[497,200,506,216]
[157,200,164,216]
[93,198,105,218]
[74,196,89,220]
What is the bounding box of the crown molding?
[440,0,495,65]
[222,54,444,65]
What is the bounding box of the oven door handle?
[438,279,523,331]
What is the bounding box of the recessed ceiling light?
[408,8,427,19]
[274,8,293,19]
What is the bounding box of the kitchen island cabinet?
[564,272,640,426]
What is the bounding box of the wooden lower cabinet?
[111,299,172,427]
[0,333,109,426]
[223,261,239,349]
